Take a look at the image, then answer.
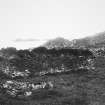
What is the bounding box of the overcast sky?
[0,0,105,49]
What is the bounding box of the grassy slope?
[0,56,105,105]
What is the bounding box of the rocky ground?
[1,47,105,105]
[0,56,105,105]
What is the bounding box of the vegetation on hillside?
[1,35,105,105]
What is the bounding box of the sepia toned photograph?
[0,0,105,105]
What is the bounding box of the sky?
[0,0,105,49]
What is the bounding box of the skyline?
[0,0,105,49]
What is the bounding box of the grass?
[0,56,105,105]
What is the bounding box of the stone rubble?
[1,80,54,98]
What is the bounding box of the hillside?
[42,32,105,49]
[43,37,72,49]
[71,31,105,48]
[1,32,105,105]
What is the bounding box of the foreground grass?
[0,56,105,105]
